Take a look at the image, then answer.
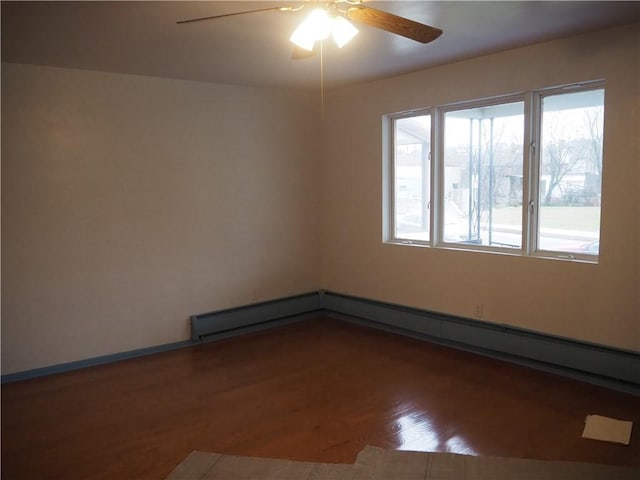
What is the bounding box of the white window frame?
[384,81,605,263]
[530,82,605,262]
[386,108,435,246]
[436,93,529,254]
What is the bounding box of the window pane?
[443,102,524,248]
[394,115,431,241]
[538,89,604,255]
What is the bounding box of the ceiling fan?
[177,1,443,59]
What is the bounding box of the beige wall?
[1,64,321,374]
[320,24,640,351]
[2,23,639,376]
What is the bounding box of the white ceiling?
[2,1,640,91]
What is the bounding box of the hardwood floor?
[2,317,639,479]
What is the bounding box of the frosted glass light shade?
[290,9,358,51]
[332,16,358,48]
[290,8,332,51]
[290,23,315,51]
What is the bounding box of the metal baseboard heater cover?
[191,290,639,393]
[6,290,638,391]
[190,292,322,341]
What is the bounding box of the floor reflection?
[393,408,477,455]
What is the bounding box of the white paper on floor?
[582,414,633,445]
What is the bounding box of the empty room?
[1,1,639,479]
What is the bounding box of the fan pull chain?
[320,40,325,119]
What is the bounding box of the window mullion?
[525,92,541,255]
[432,108,444,245]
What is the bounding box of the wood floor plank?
[2,317,639,479]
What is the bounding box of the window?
[536,88,604,256]
[442,100,525,249]
[386,82,605,261]
[392,114,432,242]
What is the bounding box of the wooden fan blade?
[292,45,317,60]
[177,6,286,24]
[346,6,442,44]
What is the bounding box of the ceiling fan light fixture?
[180,3,443,56]
[290,8,332,51]
[290,8,359,51]
[332,15,358,48]
[289,24,315,51]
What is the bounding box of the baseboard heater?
[190,290,639,395]
[190,291,322,342]
[7,290,637,392]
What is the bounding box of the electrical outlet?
[474,303,484,319]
